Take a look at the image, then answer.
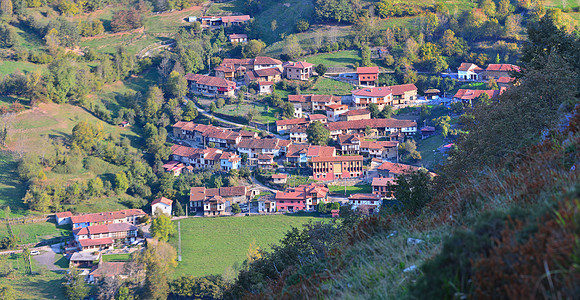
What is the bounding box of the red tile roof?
[272,174,287,179]
[360,140,398,149]
[56,211,73,218]
[372,177,395,186]
[185,74,236,88]
[229,33,247,39]
[325,104,348,110]
[253,56,282,65]
[453,89,500,100]
[79,237,114,247]
[189,187,206,202]
[342,109,370,117]
[220,15,251,23]
[497,77,514,83]
[485,64,520,72]
[338,134,361,145]
[349,193,381,200]
[288,95,308,103]
[458,63,482,72]
[308,114,327,121]
[254,68,282,76]
[387,84,417,96]
[90,262,127,278]
[258,81,274,85]
[276,118,308,126]
[286,144,309,158]
[352,87,392,97]
[310,95,341,104]
[215,65,235,73]
[237,138,282,150]
[71,209,146,225]
[306,145,336,158]
[356,66,379,74]
[222,58,253,66]
[421,126,436,132]
[152,197,173,206]
[285,61,314,69]
[377,162,422,175]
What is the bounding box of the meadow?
[217,102,282,124]
[0,152,28,217]
[304,50,362,69]
[0,222,69,245]
[328,184,372,196]
[169,214,326,277]
[416,133,446,169]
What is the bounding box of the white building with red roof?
[372,177,395,198]
[152,197,173,216]
[275,183,329,212]
[170,145,241,171]
[284,61,314,81]
[229,33,247,43]
[387,83,418,106]
[72,222,138,251]
[360,140,399,160]
[458,63,483,80]
[325,104,348,122]
[453,89,501,104]
[70,209,146,229]
[55,211,73,225]
[348,193,382,211]
[185,73,236,97]
[258,81,274,94]
[351,87,393,109]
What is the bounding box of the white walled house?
[325,104,348,122]
[458,63,483,81]
[351,87,393,110]
[152,197,173,216]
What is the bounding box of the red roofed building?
[356,66,379,87]
[453,89,500,105]
[372,177,395,198]
[337,134,361,155]
[326,118,417,138]
[351,87,393,109]
[199,15,251,28]
[288,94,341,112]
[73,222,138,251]
[348,193,382,211]
[258,81,274,94]
[325,104,348,122]
[236,138,291,166]
[482,64,520,80]
[170,145,241,171]
[152,197,173,216]
[71,209,146,229]
[275,183,329,212]
[340,109,371,121]
[172,122,242,149]
[56,211,73,225]
[276,118,308,133]
[311,155,364,181]
[387,84,418,106]
[185,73,236,97]
[214,65,235,80]
[377,161,423,178]
[229,33,248,43]
[360,140,399,160]
[284,61,314,81]
[458,63,483,80]
[89,262,128,283]
[271,173,288,184]
[189,186,255,214]
[245,67,282,84]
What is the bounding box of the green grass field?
[328,184,372,196]
[0,152,28,217]
[309,77,354,95]
[218,102,281,123]
[0,61,47,76]
[304,50,362,69]
[0,222,69,245]
[170,215,325,277]
[102,253,132,262]
[416,134,446,169]
[0,253,66,299]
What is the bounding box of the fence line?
[0,214,54,225]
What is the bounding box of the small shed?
[258,81,274,95]
[152,197,173,216]
[421,126,436,139]
[55,211,73,226]
[271,174,288,184]
[70,251,101,268]
[424,89,441,100]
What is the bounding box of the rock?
[407,238,424,245]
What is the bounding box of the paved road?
[32,244,65,271]
[250,176,280,193]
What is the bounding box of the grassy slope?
[308,76,354,95]
[0,152,28,217]
[304,50,361,68]
[0,222,70,245]
[218,102,281,123]
[416,134,446,169]
[169,215,324,277]
[328,184,372,196]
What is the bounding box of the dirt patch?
[154,5,202,17]
[81,27,145,41]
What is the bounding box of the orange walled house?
[311,155,364,181]
[284,61,314,81]
[356,66,379,87]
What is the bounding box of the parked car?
[30,250,40,255]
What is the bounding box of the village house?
[351,87,393,110]
[197,15,251,28]
[360,140,399,160]
[372,177,395,198]
[388,83,418,106]
[152,197,173,216]
[56,211,73,226]
[293,103,303,118]
[311,155,364,180]
[185,73,236,97]
[337,134,361,155]
[481,64,520,80]
[229,33,248,43]
[340,109,371,121]
[356,66,379,87]
[271,173,288,184]
[325,104,349,122]
[240,130,259,140]
[88,261,128,283]
[453,89,500,105]
[189,186,255,214]
[245,68,282,84]
[169,145,241,171]
[258,81,274,94]
[326,118,417,139]
[71,209,146,229]
[172,122,243,149]
[284,61,314,81]
[236,138,291,166]
[348,193,382,211]
[377,161,426,178]
[285,144,335,164]
[73,223,138,251]
[214,65,235,80]
[257,154,275,169]
[421,126,436,139]
[275,183,329,212]
[458,63,483,80]
[70,252,101,268]
[497,76,515,89]
[162,161,193,176]
[203,196,227,216]
[289,125,308,143]
[274,114,327,134]
[288,94,341,112]
[258,199,276,213]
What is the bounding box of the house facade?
[170,145,241,171]
[348,193,382,210]
[360,140,399,160]
[229,33,248,43]
[458,63,483,80]
[284,61,314,81]
[311,155,364,181]
[372,177,395,198]
[275,183,329,212]
[388,84,418,106]
[185,73,236,97]
[351,87,393,110]
[73,223,138,251]
[152,197,173,216]
[356,66,379,87]
[258,81,274,94]
[236,138,291,166]
[71,209,146,229]
[340,109,371,121]
[325,104,348,122]
[337,134,361,155]
[326,118,417,139]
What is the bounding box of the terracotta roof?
[308,114,327,121]
[288,95,308,103]
[286,144,309,158]
[56,211,72,218]
[325,104,348,110]
[258,81,274,85]
[106,223,137,232]
[229,33,247,39]
[278,139,292,147]
[190,187,206,202]
[485,64,520,72]
[90,262,127,278]
[285,61,314,69]
[356,66,379,74]
[206,195,226,204]
[257,154,274,160]
[185,73,235,88]
[289,125,307,133]
[276,118,308,126]
[306,145,336,158]
[349,193,381,200]
[421,126,436,132]
[377,161,422,175]
[237,138,281,150]
[222,58,253,66]
[497,77,514,83]
[254,68,282,76]
[372,177,395,186]
[152,197,173,206]
[352,87,392,97]
[338,134,361,145]
[424,89,440,94]
[458,63,482,72]
[253,56,282,65]
[239,130,258,137]
[79,237,114,247]
[342,109,370,117]
[387,84,417,96]
[327,118,416,131]
[453,89,500,100]
[360,140,398,150]
[219,15,251,23]
[311,155,363,162]
[215,65,235,73]
[74,223,137,236]
[311,95,341,104]
[218,186,247,197]
[272,174,287,179]
[70,209,146,225]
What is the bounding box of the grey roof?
[70,251,101,262]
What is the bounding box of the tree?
[399,140,421,161]
[0,0,12,18]
[209,102,217,113]
[62,267,89,300]
[368,103,380,118]
[0,284,15,300]
[166,71,188,99]
[142,240,177,300]
[170,275,226,299]
[361,45,371,66]
[182,101,198,121]
[282,102,294,119]
[150,214,176,241]
[284,35,302,59]
[111,9,143,32]
[114,172,129,194]
[242,40,266,58]
[392,169,433,215]
[315,64,327,77]
[231,203,241,214]
[295,19,309,32]
[174,200,184,217]
[306,121,330,145]
[241,153,248,164]
[380,105,393,118]
[486,78,498,90]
